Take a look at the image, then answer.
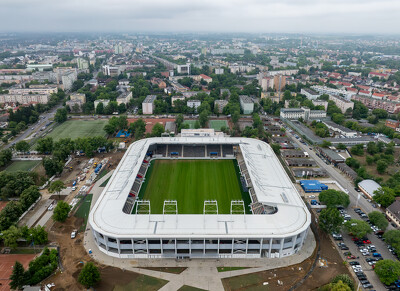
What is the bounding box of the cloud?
[0,0,399,33]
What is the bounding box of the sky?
[1,0,400,34]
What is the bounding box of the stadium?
[89,134,311,259]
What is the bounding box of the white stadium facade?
[89,135,311,259]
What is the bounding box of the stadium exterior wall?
[89,137,312,259]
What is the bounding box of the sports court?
[209,120,228,131]
[182,120,197,129]
[138,159,249,214]
[47,119,107,141]
[0,254,36,291]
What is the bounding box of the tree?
[231,110,240,125]
[54,108,68,123]
[319,208,344,233]
[377,160,389,174]
[350,144,364,156]
[373,187,395,208]
[19,186,41,211]
[15,141,30,153]
[374,259,400,285]
[175,114,184,129]
[337,143,346,150]
[96,102,104,114]
[9,261,26,290]
[49,180,66,199]
[199,110,209,128]
[52,201,71,222]
[42,157,63,177]
[330,274,354,291]
[384,230,400,254]
[2,225,21,249]
[29,225,48,245]
[78,262,101,288]
[36,137,54,154]
[366,142,379,155]
[271,143,281,155]
[328,280,352,291]
[151,123,164,137]
[130,118,146,140]
[321,140,332,148]
[344,219,372,238]
[368,211,389,231]
[319,189,350,208]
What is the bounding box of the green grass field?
[209,120,228,131]
[183,120,197,129]
[5,160,41,172]
[47,119,107,141]
[138,160,249,214]
[74,194,93,231]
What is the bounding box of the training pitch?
[138,159,249,214]
[47,119,107,141]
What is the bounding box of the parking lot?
[332,206,398,290]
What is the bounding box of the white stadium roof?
[89,137,311,239]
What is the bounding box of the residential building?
[329,95,354,113]
[9,85,58,95]
[103,65,119,77]
[171,95,185,106]
[280,107,326,121]
[386,200,400,227]
[352,95,400,114]
[142,95,156,114]
[260,77,274,91]
[69,93,86,103]
[199,74,212,83]
[385,119,400,130]
[311,85,356,100]
[358,179,381,200]
[177,64,190,75]
[0,94,49,104]
[317,148,345,165]
[77,58,89,70]
[215,68,224,75]
[116,91,133,105]
[323,121,357,138]
[274,75,286,92]
[26,64,53,71]
[187,100,201,110]
[301,88,320,100]
[94,99,110,109]
[336,163,358,180]
[239,95,254,114]
[312,100,328,110]
[150,78,166,89]
[214,100,228,113]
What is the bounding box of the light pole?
[30,234,36,253]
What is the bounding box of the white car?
[361,252,370,256]
[71,230,77,239]
[309,195,316,199]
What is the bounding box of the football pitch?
[138,159,250,214]
[47,119,107,141]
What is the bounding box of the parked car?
[71,230,77,239]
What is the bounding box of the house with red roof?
[199,74,213,83]
[359,90,372,97]
[368,72,389,80]
[372,92,385,99]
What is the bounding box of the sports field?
[209,120,228,131]
[47,119,107,141]
[138,159,249,214]
[182,120,197,129]
[5,160,41,172]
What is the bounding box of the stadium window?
[108,237,117,243]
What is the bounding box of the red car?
[363,240,371,244]
[352,238,359,241]
[347,255,356,259]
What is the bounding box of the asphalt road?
[3,104,63,150]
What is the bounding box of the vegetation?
[318,189,350,208]
[368,211,389,231]
[374,259,400,285]
[344,219,372,238]
[78,262,101,288]
[384,230,400,255]
[319,208,344,233]
[52,201,71,222]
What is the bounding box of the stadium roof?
[89,137,311,239]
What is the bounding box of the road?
[3,104,63,149]
[284,129,397,290]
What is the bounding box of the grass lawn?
[137,159,249,214]
[74,194,93,231]
[113,275,168,291]
[47,119,107,141]
[141,267,187,274]
[100,177,111,187]
[183,120,197,129]
[217,267,251,272]
[5,160,41,172]
[209,120,228,131]
[178,286,207,291]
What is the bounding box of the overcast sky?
[1,0,399,34]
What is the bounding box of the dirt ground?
[0,254,37,291]
[222,226,352,291]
